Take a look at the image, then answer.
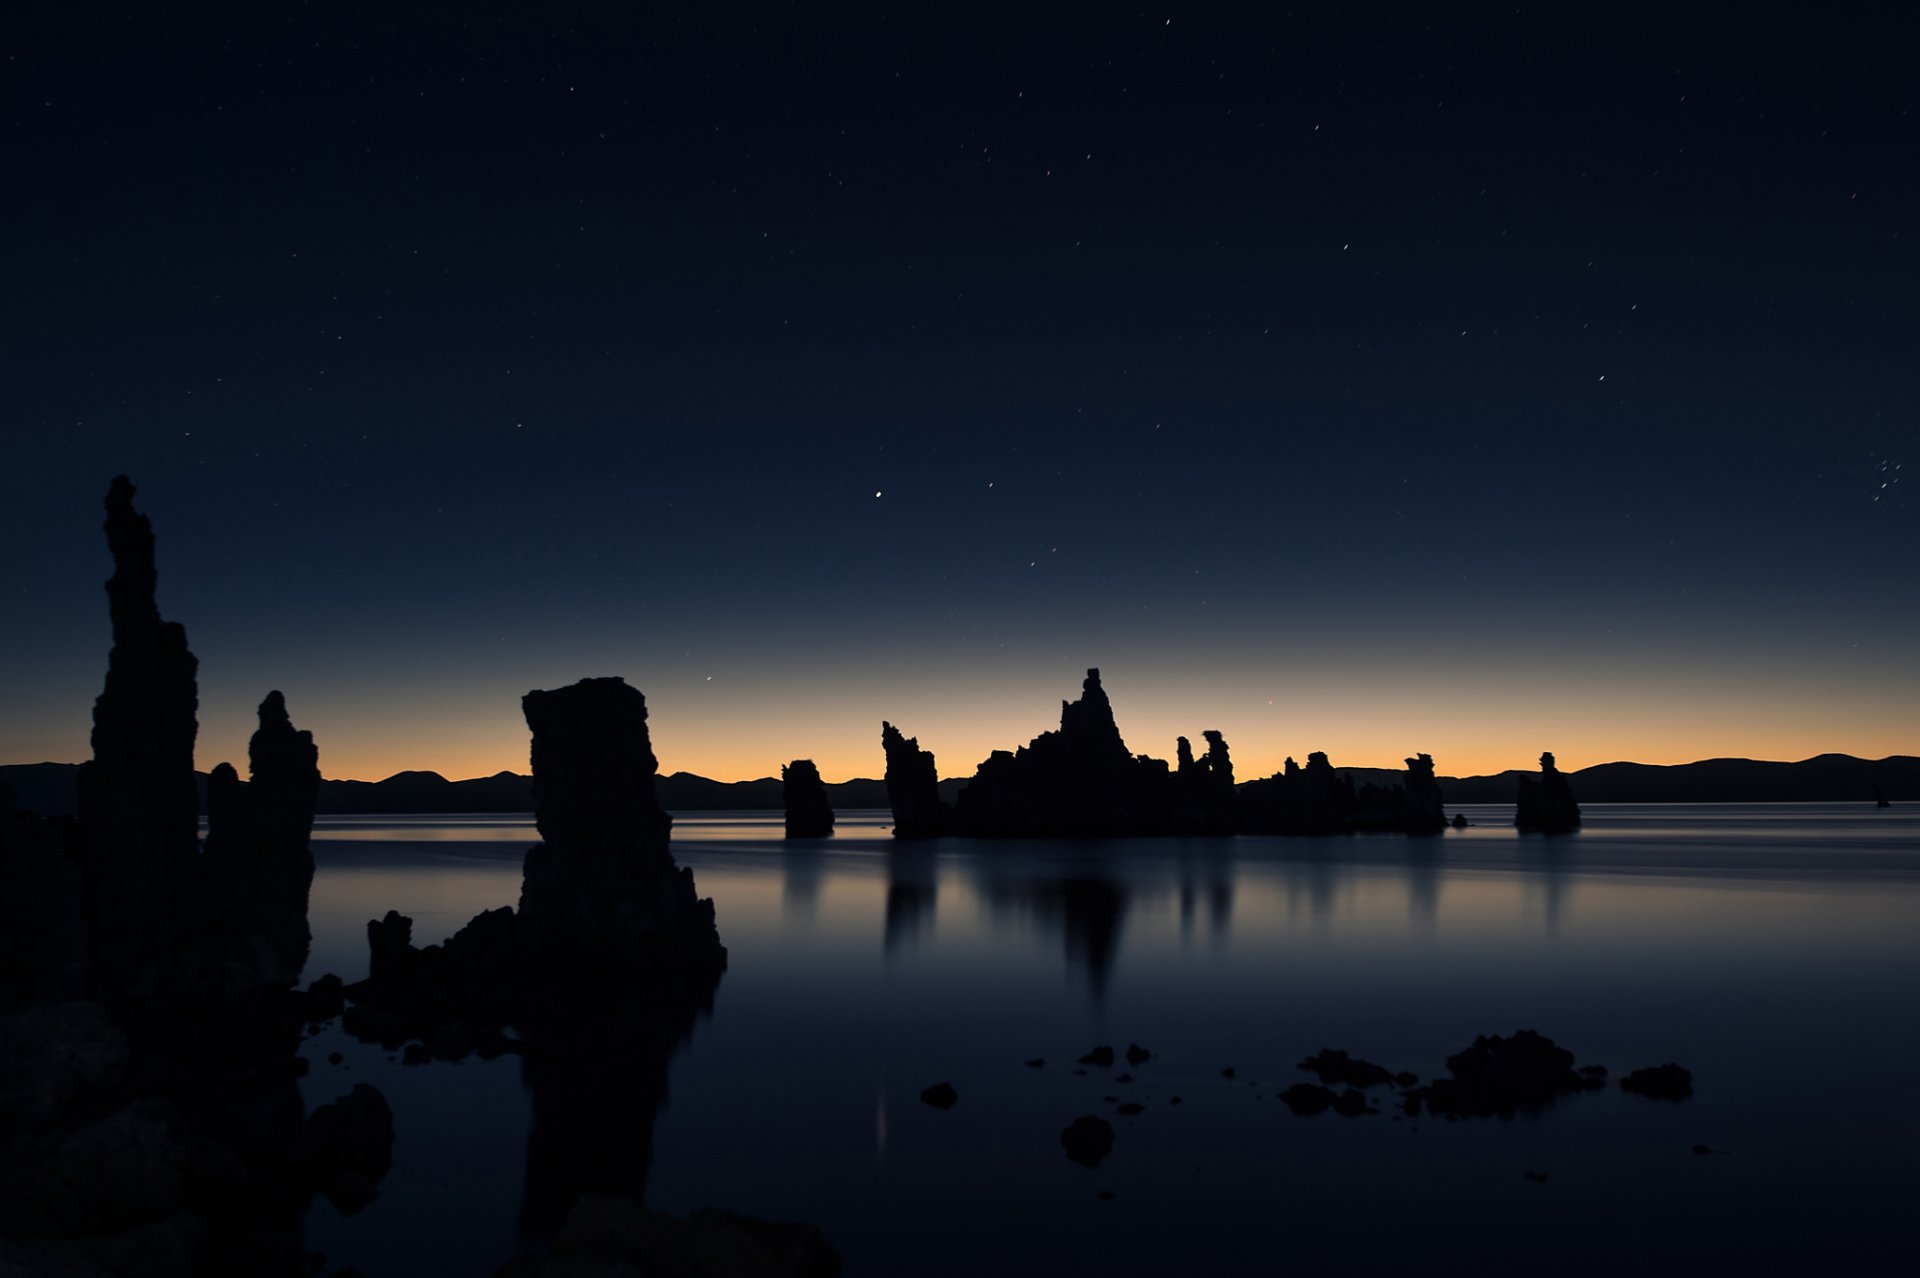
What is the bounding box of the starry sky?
[3,2,1914,784]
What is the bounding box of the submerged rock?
[1415,1030,1602,1117]
[1059,1115,1115,1168]
[920,1082,958,1110]
[1620,1063,1694,1100]
[1297,1049,1396,1089]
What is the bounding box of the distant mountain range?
[2,754,1914,818]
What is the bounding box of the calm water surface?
[297,805,1920,1275]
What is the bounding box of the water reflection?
[884,846,937,954]
[976,866,1130,1000]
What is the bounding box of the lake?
[297,804,1920,1275]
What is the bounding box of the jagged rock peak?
[1059,666,1129,764]
[881,721,952,839]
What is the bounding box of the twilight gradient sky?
[3,3,1914,783]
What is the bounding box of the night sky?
[4,3,1914,784]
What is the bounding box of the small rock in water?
[328,1052,344,1066]
[1114,1073,1134,1084]
[1125,1043,1153,1066]
[920,1082,958,1110]
[1297,1049,1395,1089]
[1078,1045,1116,1067]
[1024,1058,1045,1069]
[1280,1083,1336,1116]
[1523,1170,1549,1183]
[1332,1088,1368,1117]
[1116,1102,1144,1116]
[1220,1067,1236,1079]
[1692,1144,1714,1156]
[1060,1115,1115,1168]
[1620,1063,1693,1101]
[1169,1096,1183,1106]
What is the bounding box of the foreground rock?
[0,478,384,1277]
[782,759,835,839]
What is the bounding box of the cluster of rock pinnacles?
[0,479,836,1278]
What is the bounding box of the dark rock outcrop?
[949,669,1235,838]
[516,678,724,979]
[920,1082,958,1110]
[1297,1049,1396,1089]
[341,676,730,1240]
[1406,1030,1605,1117]
[1516,752,1582,833]
[1620,1062,1694,1100]
[782,759,835,839]
[881,722,953,838]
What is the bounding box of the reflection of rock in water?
[1404,839,1440,929]
[884,848,938,954]
[1177,843,1236,944]
[782,842,827,919]
[980,872,1128,1001]
[0,478,387,1277]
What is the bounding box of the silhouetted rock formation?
[74,476,202,1003]
[1516,751,1582,832]
[518,678,724,978]
[782,758,835,838]
[194,692,320,1001]
[949,669,1234,838]
[1238,748,1453,836]
[340,677,733,1244]
[0,478,381,1278]
[881,721,953,838]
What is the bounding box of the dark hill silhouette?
[5,752,1916,821]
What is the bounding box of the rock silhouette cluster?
[0,478,388,1277]
[888,669,1471,839]
[782,758,835,839]
[1516,751,1582,832]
